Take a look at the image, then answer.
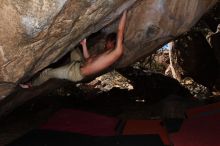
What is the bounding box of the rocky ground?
[0,67,219,145]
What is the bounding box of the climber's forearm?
[82,44,90,59]
[80,39,90,59]
[116,11,127,48]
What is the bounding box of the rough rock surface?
[0,0,217,98]
[174,32,219,90]
[208,30,220,91]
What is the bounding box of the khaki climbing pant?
[32,48,84,86]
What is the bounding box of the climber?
[20,10,127,88]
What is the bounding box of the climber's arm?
[80,39,90,59]
[80,11,127,76]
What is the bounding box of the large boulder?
[211,32,220,91]
[174,31,219,90]
[0,0,217,98]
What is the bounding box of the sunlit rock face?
[0,0,217,98]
